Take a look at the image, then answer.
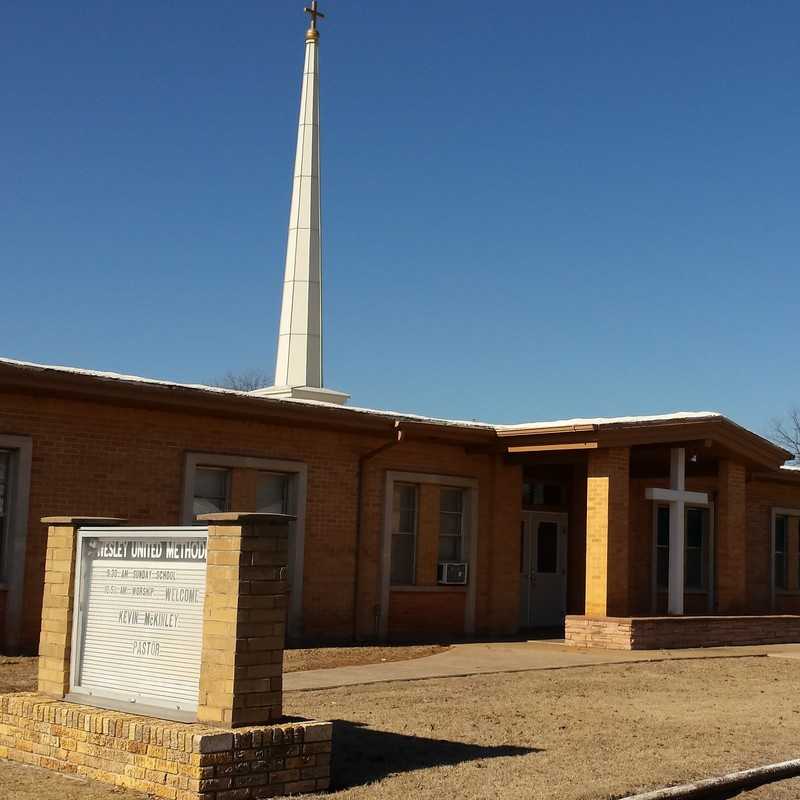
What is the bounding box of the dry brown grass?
[283,644,448,673]
[282,656,800,800]
[2,656,800,799]
[0,656,36,694]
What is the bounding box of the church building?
[1,5,799,655]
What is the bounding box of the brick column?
[37,516,125,698]
[196,512,293,729]
[585,448,631,617]
[717,460,747,612]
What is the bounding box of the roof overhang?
[497,414,791,472]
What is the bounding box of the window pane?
[195,468,228,500]
[391,534,415,585]
[397,484,417,511]
[656,547,669,589]
[440,513,462,537]
[0,451,9,564]
[536,522,558,573]
[193,467,229,517]
[439,536,461,562]
[440,488,463,513]
[256,472,290,514]
[686,548,703,589]
[776,515,787,552]
[0,454,8,518]
[542,484,563,506]
[686,509,704,549]
[776,554,788,591]
[685,507,707,590]
[657,507,670,548]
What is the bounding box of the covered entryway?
[520,511,568,628]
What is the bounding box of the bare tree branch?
[771,409,800,462]
[211,370,272,392]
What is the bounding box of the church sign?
[69,527,208,719]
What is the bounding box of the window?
[256,472,291,514]
[775,515,788,591]
[0,450,10,568]
[192,467,230,518]
[523,481,564,508]
[391,484,418,585]
[656,506,670,589]
[656,505,709,591]
[439,488,464,562]
[685,508,707,590]
[536,521,558,573]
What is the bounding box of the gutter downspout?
[353,421,405,641]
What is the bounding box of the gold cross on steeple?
[305,1,325,32]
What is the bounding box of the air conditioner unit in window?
[438,562,468,585]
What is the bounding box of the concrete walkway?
[284,639,800,692]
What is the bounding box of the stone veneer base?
[0,693,331,799]
[565,614,800,650]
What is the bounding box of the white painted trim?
[0,434,33,653]
[380,471,479,640]
[645,487,709,505]
[770,508,800,610]
[181,452,308,639]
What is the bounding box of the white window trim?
[182,452,308,639]
[0,434,33,653]
[771,508,800,610]
[650,500,715,613]
[380,471,479,640]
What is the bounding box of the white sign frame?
[68,526,208,722]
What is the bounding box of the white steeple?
[256,2,349,405]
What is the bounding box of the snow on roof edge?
[0,356,495,430]
[0,357,784,452]
[495,411,724,431]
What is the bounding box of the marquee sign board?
[69,527,208,721]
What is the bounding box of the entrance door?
[520,512,568,628]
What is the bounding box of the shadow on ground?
[329,720,541,790]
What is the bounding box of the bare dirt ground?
[2,656,800,799]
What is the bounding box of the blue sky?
[2,1,798,432]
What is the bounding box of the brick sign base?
[0,693,331,799]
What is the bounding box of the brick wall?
[0,389,523,652]
[388,590,466,637]
[0,693,331,799]
[718,460,748,612]
[585,448,630,617]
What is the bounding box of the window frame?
[390,483,419,586]
[771,508,800,607]
[182,453,308,638]
[380,471,479,641]
[651,500,715,612]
